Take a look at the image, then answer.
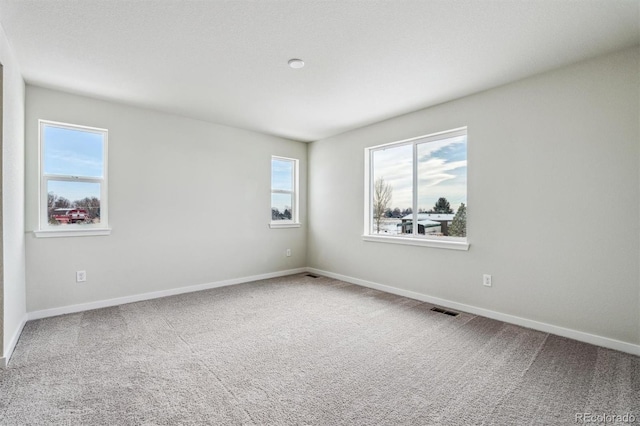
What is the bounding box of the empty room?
[0,0,639,424]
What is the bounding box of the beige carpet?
[1,274,638,425]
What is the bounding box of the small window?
[270,156,299,228]
[364,128,468,250]
[37,120,109,237]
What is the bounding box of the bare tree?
[74,197,101,221]
[373,177,393,233]
[48,192,57,224]
[48,192,71,223]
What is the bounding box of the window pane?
[272,192,293,221]
[43,124,104,177]
[272,158,293,191]
[372,144,413,235]
[416,134,467,237]
[47,180,101,225]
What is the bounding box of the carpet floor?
[1,274,638,425]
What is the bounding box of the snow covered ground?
[372,218,402,235]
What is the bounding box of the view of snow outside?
[372,134,467,236]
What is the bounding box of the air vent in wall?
[430,307,459,317]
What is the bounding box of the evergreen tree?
[449,203,466,237]
[433,197,453,214]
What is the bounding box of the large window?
[364,128,468,250]
[37,120,109,237]
[270,156,299,228]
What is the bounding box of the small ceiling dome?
[288,59,304,69]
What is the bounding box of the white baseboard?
[307,267,640,357]
[27,268,307,321]
[1,314,28,368]
[20,266,640,358]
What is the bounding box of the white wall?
[25,87,307,312]
[0,23,26,361]
[308,47,640,346]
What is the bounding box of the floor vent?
[430,307,459,317]
[306,274,319,278]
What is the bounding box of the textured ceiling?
[0,0,638,142]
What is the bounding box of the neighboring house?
[51,208,89,224]
[400,213,455,235]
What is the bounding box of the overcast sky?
[271,157,294,212]
[373,135,467,212]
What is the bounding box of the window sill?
[362,234,469,251]
[34,228,112,238]
[269,222,301,229]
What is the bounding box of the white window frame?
[363,127,469,251]
[35,119,110,238]
[269,155,300,229]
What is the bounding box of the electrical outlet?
[286,249,291,257]
[76,271,87,283]
[483,274,492,287]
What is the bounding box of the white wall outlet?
[76,270,87,283]
[286,249,291,257]
[483,274,492,287]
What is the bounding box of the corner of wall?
[0,19,27,365]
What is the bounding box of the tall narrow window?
[364,128,468,250]
[37,120,109,237]
[270,156,299,228]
